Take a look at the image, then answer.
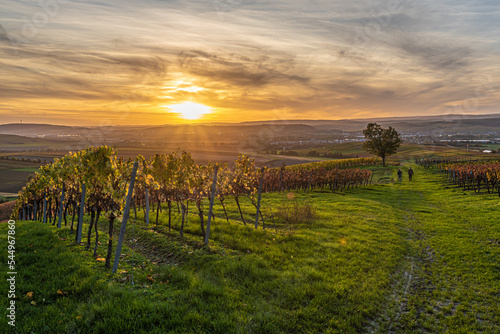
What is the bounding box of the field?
[0,159,44,194]
[292,143,494,162]
[2,164,500,333]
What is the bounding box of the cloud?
[0,24,9,42]
[0,0,498,125]
[178,50,309,87]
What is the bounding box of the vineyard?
[416,157,500,194]
[4,156,500,333]
[12,146,376,269]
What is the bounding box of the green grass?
[11,168,40,172]
[0,196,17,203]
[1,164,500,333]
[294,143,491,163]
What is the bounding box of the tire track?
[366,190,436,334]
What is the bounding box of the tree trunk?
[86,209,96,250]
[52,198,59,226]
[105,215,116,268]
[168,200,172,232]
[220,199,229,223]
[235,196,246,225]
[156,200,160,225]
[180,202,186,237]
[63,201,69,226]
[70,202,77,233]
[196,201,205,240]
[94,208,101,257]
[133,196,137,220]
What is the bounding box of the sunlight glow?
[165,102,213,120]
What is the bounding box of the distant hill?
[241,113,500,132]
[0,124,90,137]
[0,123,318,138]
[1,113,500,136]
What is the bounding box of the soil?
[0,201,15,222]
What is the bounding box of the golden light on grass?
[165,102,213,120]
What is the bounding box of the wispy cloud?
[0,0,498,125]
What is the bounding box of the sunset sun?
[166,102,212,120]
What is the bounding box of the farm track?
[367,168,469,333]
[366,187,435,333]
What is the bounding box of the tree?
[363,123,402,167]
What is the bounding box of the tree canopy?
[363,123,402,166]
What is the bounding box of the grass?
[1,164,500,333]
[294,143,492,163]
[0,160,44,194]
[0,196,17,203]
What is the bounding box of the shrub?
[275,200,317,226]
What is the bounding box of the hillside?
[2,165,499,333]
[2,113,500,138]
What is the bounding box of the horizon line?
[2,112,500,128]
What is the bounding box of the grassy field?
[293,143,494,163]
[1,164,500,333]
[0,160,45,194]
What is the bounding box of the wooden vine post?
[205,165,219,245]
[42,193,47,224]
[255,167,265,229]
[145,188,150,225]
[76,183,86,244]
[57,183,65,228]
[112,161,139,274]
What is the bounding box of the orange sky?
[0,0,498,126]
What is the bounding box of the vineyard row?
[13,147,375,269]
[416,157,500,195]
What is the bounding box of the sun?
[166,102,212,120]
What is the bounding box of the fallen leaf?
[31,301,37,306]
[57,289,68,296]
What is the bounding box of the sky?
[0,0,499,125]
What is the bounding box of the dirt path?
[366,166,464,333]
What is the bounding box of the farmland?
[2,160,500,333]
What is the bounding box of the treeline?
[265,150,359,159]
